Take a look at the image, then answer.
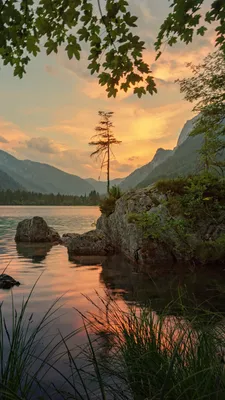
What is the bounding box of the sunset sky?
[0,0,215,180]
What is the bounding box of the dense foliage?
[0,189,100,205]
[0,0,155,98]
[130,174,225,264]
[155,0,225,57]
[156,173,225,222]
[177,51,225,172]
[1,1,224,97]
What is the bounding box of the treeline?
[0,189,101,206]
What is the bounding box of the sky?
[0,0,215,180]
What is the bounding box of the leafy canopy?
[177,51,225,173]
[155,0,225,59]
[1,0,225,97]
[0,0,156,98]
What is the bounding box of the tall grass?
[84,294,225,400]
[0,276,83,400]
[1,283,225,400]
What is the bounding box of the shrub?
[99,196,117,217]
[109,185,122,199]
[155,174,225,225]
[100,185,122,217]
[155,177,188,195]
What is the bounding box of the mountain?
[121,115,202,190]
[176,115,198,147]
[120,148,173,191]
[138,134,204,188]
[0,169,23,191]
[138,113,225,188]
[86,178,124,194]
[0,150,94,195]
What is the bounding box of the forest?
[0,189,101,206]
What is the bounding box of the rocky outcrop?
[0,274,20,289]
[61,233,80,246]
[67,230,114,257]
[97,188,175,270]
[96,186,225,269]
[15,216,61,243]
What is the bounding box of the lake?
[0,206,153,398]
[1,206,225,398]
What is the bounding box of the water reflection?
[99,255,225,317]
[69,254,107,267]
[16,242,53,264]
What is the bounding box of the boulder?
[67,230,114,257]
[0,274,20,289]
[15,216,61,243]
[61,233,80,246]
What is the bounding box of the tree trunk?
[107,123,110,194]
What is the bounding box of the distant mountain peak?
[176,115,198,147]
[120,148,173,191]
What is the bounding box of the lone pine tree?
[89,111,121,193]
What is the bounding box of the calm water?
[1,206,225,397]
[0,206,150,398]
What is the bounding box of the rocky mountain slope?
[120,149,173,191]
[0,150,94,195]
[138,134,203,188]
[120,115,198,190]
[0,169,23,191]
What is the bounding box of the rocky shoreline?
[14,184,225,272]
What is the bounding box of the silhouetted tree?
[89,111,121,194]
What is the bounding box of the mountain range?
[0,150,124,195]
[0,114,213,194]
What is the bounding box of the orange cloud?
[0,117,28,155]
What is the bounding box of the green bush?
[155,176,188,195]
[109,185,122,199]
[99,196,117,217]
[99,185,122,217]
[155,174,225,225]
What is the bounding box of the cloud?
[128,156,140,162]
[26,137,61,154]
[0,135,8,143]
[45,65,58,76]
[110,160,135,174]
[0,118,28,156]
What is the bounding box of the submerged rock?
[0,274,20,289]
[67,230,114,257]
[15,216,61,243]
